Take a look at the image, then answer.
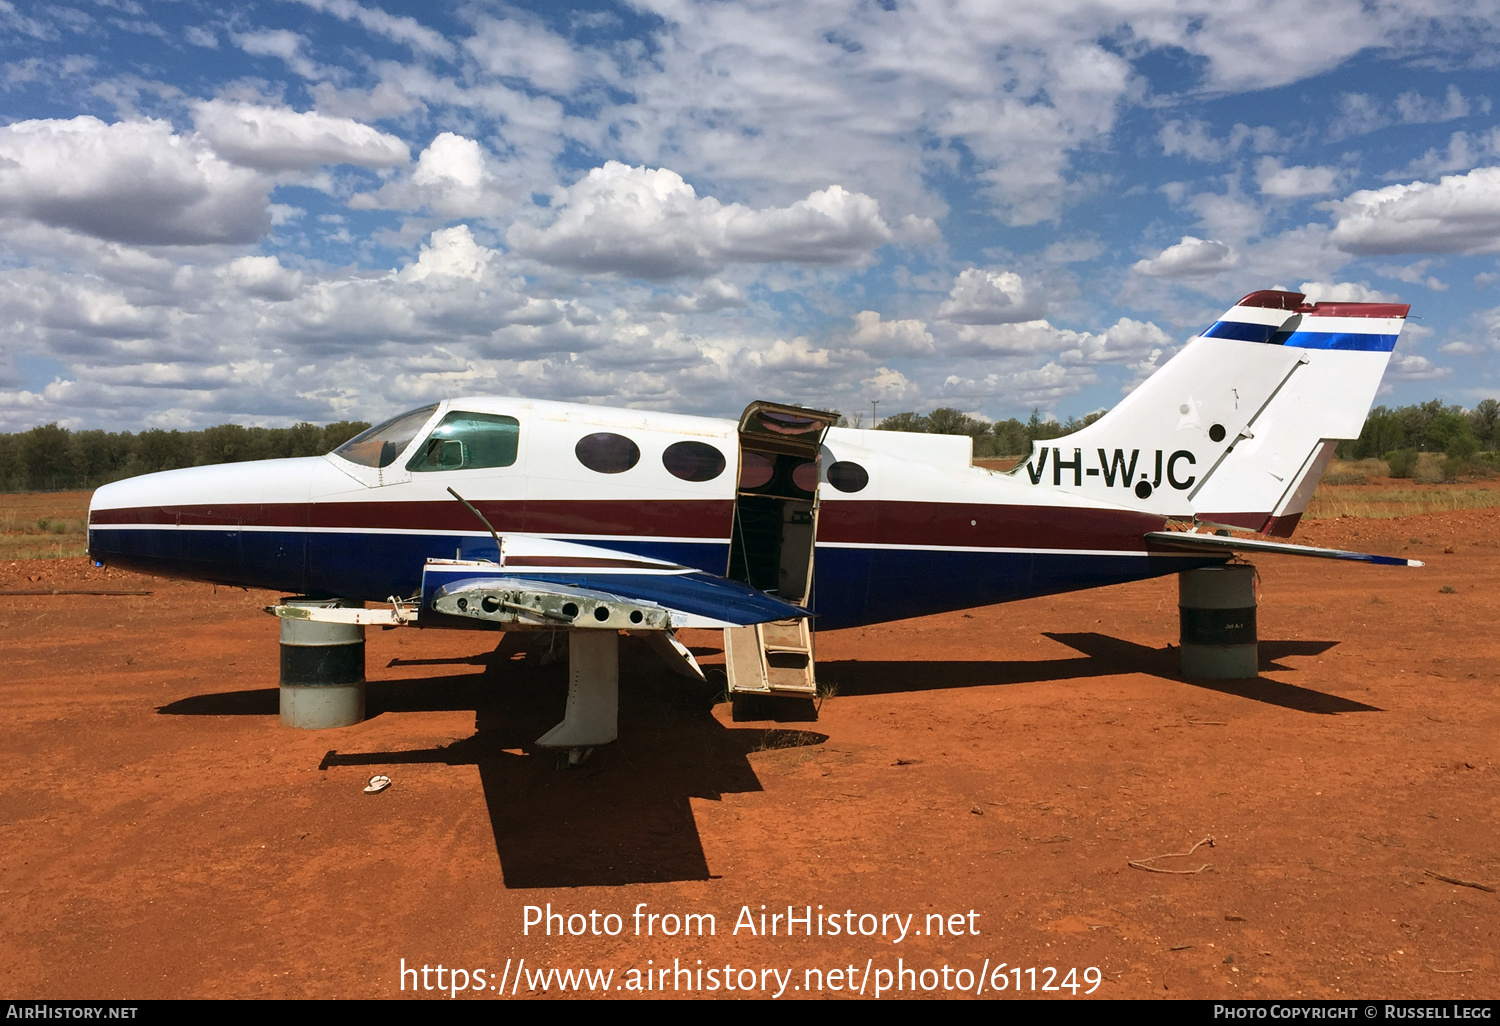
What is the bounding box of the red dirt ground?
[1,509,1496,1000]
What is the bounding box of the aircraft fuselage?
[87,396,1218,629]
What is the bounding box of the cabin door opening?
[724,402,839,715]
[727,402,839,605]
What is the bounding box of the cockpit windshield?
[331,404,439,468]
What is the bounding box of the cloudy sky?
[3,0,1500,433]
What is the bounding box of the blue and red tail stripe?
[1201,290,1408,353]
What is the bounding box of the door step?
[723,618,816,696]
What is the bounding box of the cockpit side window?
[408,411,521,472]
[332,404,439,468]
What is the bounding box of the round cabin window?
[826,461,869,493]
[575,432,640,474]
[790,460,819,494]
[662,440,726,482]
[738,451,774,490]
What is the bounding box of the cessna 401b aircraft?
[87,289,1418,748]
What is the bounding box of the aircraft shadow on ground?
[160,634,827,889]
[156,629,1371,886]
[819,631,1379,715]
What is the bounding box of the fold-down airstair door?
[725,401,838,699]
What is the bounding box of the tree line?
[1336,399,1499,460]
[867,407,1104,457]
[0,421,370,492]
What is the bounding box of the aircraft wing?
[1143,530,1423,567]
[419,538,810,631]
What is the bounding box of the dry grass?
[0,491,93,560]
[753,728,823,752]
[1304,481,1500,519]
[1321,458,1391,485]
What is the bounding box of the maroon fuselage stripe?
[90,499,735,539]
[817,501,1167,550]
[93,498,1171,552]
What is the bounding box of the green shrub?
[1385,449,1418,478]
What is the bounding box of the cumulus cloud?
[844,311,934,358]
[940,362,1092,409]
[939,314,1172,365]
[350,133,520,217]
[1298,281,1401,303]
[939,320,1071,358]
[1330,167,1500,255]
[1131,236,1239,277]
[1060,318,1175,365]
[748,337,834,372]
[862,367,920,404]
[0,116,270,245]
[226,255,303,301]
[508,162,893,278]
[1383,353,1451,381]
[191,100,409,171]
[397,225,493,283]
[1256,158,1346,198]
[412,133,484,191]
[1439,340,1484,355]
[936,269,1046,324]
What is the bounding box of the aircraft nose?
[88,457,322,590]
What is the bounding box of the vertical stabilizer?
[1015,290,1408,533]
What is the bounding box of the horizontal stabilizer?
[1143,530,1423,567]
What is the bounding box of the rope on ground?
[1129,836,1216,874]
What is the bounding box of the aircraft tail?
[1017,289,1408,535]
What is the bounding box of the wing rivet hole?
[1209,423,1226,442]
[561,602,579,619]
[629,610,644,624]
[456,597,468,611]
[1135,481,1153,499]
[481,595,500,613]
[594,606,610,622]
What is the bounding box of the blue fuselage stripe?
[88,526,1221,629]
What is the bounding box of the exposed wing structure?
[1143,530,1423,567]
[419,536,809,630]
